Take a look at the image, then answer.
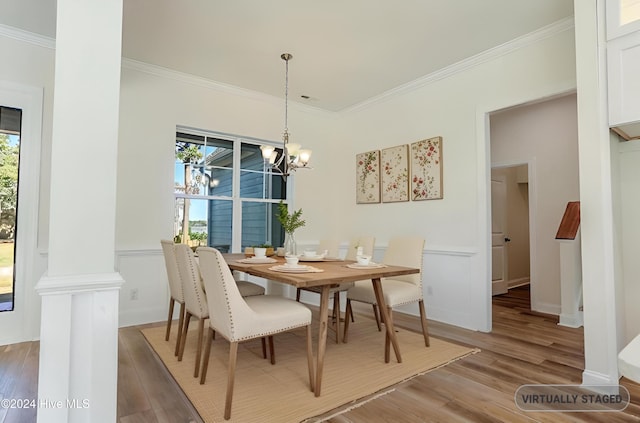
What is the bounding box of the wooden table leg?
[315,285,330,396]
[371,277,402,363]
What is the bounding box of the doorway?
[488,92,580,321]
[491,164,531,298]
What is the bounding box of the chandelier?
[260,53,312,179]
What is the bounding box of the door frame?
[491,160,537,308]
[0,81,43,345]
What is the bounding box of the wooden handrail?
[556,201,580,240]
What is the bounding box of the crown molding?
[121,58,329,116]
[342,17,576,114]
[0,23,55,49]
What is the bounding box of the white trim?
[0,23,55,49]
[123,58,326,116]
[606,0,640,40]
[0,81,44,345]
[35,273,124,296]
[508,277,530,289]
[582,369,620,386]
[559,311,584,328]
[116,249,163,257]
[344,17,575,114]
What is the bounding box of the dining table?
[223,253,420,397]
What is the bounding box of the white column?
[574,0,621,385]
[35,0,125,422]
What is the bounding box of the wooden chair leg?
[372,304,382,331]
[306,324,315,392]
[296,288,302,302]
[268,336,276,365]
[194,318,205,378]
[165,298,175,341]
[418,300,430,347]
[333,293,341,344]
[343,299,352,343]
[199,327,214,385]
[224,342,239,420]
[261,337,267,359]
[174,302,186,356]
[178,312,192,361]
[384,306,394,363]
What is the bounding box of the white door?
[491,172,509,295]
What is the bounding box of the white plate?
[238,257,277,264]
[269,265,323,273]
[346,263,387,269]
[299,256,325,262]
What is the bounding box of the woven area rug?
[142,318,477,423]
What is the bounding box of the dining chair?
[197,247,314,420]
[344,236,429,347]
[174,242,211,378]
[296,236,375,343]
[160,239,186,357]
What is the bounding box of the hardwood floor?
[1,286,639,422]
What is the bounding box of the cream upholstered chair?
[161,240,186,356]
[344,236,375,262]
[234,273,266,297]
[344,236,429,347]
[295,236,374,343]
[197,247,314,420]
[318,238,341,259]
[174,243,210,378]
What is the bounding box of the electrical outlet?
[427,286,433,296]
[130,288,139,300]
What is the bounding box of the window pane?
[205,137,233,168]
[208,167,232,197]
[0,107,22,313]
[174,198,232,253]
[241,202,284,249]
[240,143,264,171]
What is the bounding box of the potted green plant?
[276,201,305,255]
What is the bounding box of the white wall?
[490,94,580,314]
[308,28,577,330]
[616,139,640,342]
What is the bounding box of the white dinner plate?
[346,263,387,269]
[269,265,323,273]
[238,257,277,264]
[298,256,325,262]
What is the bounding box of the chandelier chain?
[284,55,289,137]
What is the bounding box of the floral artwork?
[410,136,443,200]
[381,145,409,203]
[356,150,380,204]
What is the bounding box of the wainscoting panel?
[116,249,169,327]
[397,248,478,331]
[116,246,481,331]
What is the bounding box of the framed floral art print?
[356,150,380,204]
[410,136,443,200]
[381,144,409,203]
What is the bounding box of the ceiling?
[1,0,574,111]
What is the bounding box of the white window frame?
[175,126,293,253]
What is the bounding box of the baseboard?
[558,311,583,328]
[119,306,166,328]
[508,277,530,288]
[582,369,619,386]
